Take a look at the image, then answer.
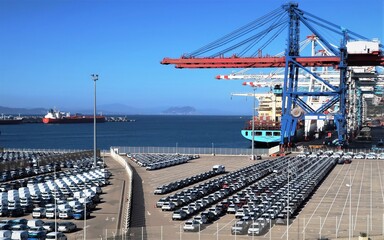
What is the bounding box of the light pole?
[84,200,87,240]
[346,171,352,240]
[251,87,256,160]
[54,167,57,240]
[287,158,290,240]
[91,74,98,168]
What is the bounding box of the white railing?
[111,146,270,156]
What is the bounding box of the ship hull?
[0,119,23,125]
[241,129,281,147]
[43,116,106,124]
[241,121,321,147]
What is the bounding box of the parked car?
[45,208,58,219]
[59,209,74,219]
[46,232,67,240]
[172,210,187,221]
[193,214,208,225]
[0,224,11,231]
[183,219,200,232]
[248,221,266,236]
[32,208,46,219]
[57,222,77,233]
[27,219,44,229]
[0,230,11,238]
[161,202,176,211]
[11,230,29,240]
[9,208,24,217]
[11,224,29,231]
[72,209,90,220]
[231,220,248,235]
[0,208,9,217]
[27,230,47,239]
[42,222,57,233]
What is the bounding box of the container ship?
[241,85,328,147]
[241,85,283,147]
[42,109,106,124]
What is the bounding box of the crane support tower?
[161,2,384,148]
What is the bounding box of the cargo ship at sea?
[42,109,105,124]
[241,85,283,147]
[0,114,23,125]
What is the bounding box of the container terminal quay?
[0,126,383,240]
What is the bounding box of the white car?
[248,222,263,236]
[366,154,377,159]
[183,220,200,232]
[57,222,77,233]
[378,153,384,160]
[354,154,365,159]
[193,214,208,224]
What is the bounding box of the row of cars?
[154,157,287,230]
[0,164,58,184]
[0,218,72,239]
[0,151,102,184]
[0,151,56,163]
[180,158,289,232]
[155,153,337,235]
[127,153,200,171]
[230,155,336,235]
[0,151,112,239]
[351,152,384,160]
[0,167,110,221]
[299,150,384,160]
[154,165,226,195]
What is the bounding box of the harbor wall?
[110,148,133,232]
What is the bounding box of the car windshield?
[28,232,42,237]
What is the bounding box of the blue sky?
[0,0,383,115]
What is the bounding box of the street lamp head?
[91,74,99,81]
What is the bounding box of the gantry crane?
[217,35,342,140]
[161,2,384,147]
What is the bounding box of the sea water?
[0,115,251,150]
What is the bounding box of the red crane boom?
[161,53,384,69]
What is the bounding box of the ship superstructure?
[241,85,282,146]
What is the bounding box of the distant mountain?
[0,104,240,116]
[0,106,47,115]
[162,106,197,115]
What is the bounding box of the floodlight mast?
[91,74,99,168]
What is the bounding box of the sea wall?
[110,148,133,232]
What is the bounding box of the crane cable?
[187,7,286,57]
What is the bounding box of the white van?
[27,219,44,228]
[10,230,28,240]
[212,165,225,173]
